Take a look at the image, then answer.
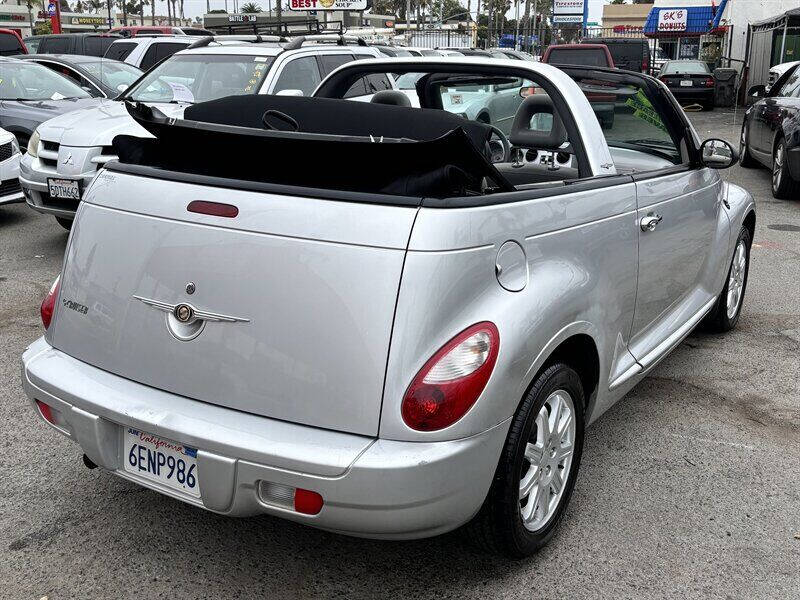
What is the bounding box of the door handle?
[640,214,662,232]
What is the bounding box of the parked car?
[20,54,143,98]
[0,28,27,56]
[491,48,536,61]
[19,38,390,228]
[102,35,194,70]
[22,33,120,57]
[652,46,669,73]
[22,57,754,559]
[0,57,102,153]
[0,127,23,206]
[766,59,800,93]
[658,59,715,110]
[541,44,616,128]
[741,62,800,199]
[373,45,415,57]
[109,26,213,37]
[403,47,447,57]
[581,37,651,73]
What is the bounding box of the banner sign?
[228,14,257,22]
[289,0,367,10]
[71,16,106,25]
[657,9,688,32]
[553,14,583,24]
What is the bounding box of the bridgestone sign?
[657,9,688,32]
[552,0,584,25]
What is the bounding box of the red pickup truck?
[0,29,27,56]
[540,44,616,129]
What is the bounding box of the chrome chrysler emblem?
[63,152,74,166]
[133,295,249,341]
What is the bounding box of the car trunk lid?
[50,169,419,436]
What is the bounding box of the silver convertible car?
[21,57,755,558]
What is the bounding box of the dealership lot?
[1,109,798,599]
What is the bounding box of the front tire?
[466,362,585,558]
[771,137,800,199]
[703,226,751,333]
[739,123,758,168]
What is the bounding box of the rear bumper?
[668,87,714,104]
[21,337,508,540]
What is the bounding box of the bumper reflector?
[258,480,324,515]
[36,400,55,424]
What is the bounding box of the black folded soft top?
[112,95,512,198]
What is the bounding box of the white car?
[19,38,391,228]
[767,60,800,92]
[103,35,195,71]
[0,128,23,207]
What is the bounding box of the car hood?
[2,96,103,122]
[36,100,188,147]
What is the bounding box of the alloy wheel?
[519,389,576,532]
[726,240,747,319]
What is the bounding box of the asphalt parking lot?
[1,109,798,600]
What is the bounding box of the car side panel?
[379,182,639,442]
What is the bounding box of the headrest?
[370,90,412,107]
[509,95,567,150]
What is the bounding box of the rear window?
[40,36,71,54]
[104,41,137,61]
[547,48,608,67]
[85,36,118,57]
[604,43,644,63]
[0,32,24,56]
[662,61,709,74]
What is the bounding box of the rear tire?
[771,137,800,199]
[466,362,585,558]
[739,123,758,168]
[702,226,750,333]
[55,217,73,231]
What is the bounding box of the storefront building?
[644,0,728,64]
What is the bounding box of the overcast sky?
[170,0,605,23]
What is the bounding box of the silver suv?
[19,37,391,228]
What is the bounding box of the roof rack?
[185,34,286,50]
[282,34,368,50]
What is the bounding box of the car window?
[40,36,71,54]
[547,48,607,67]
[82,61,143,92]
[0,32,25,56]
[318,53,353,75]
[436,76,531,135]
[104,41,137,61]
[662,61,709,74]
[139,44,160,71]
[366,73,392,93]
[604,43,644,67]
[272,56,322,96]
[777,67,800,98]
[125,54,274,104]
[22,37,42,54]
[0,60,91,100]
[85,36,117,57]
[156,42,190,62]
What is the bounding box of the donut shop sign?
[657,9,688,32]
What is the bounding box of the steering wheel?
[486,125,511,163]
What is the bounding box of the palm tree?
[241,1,261,12]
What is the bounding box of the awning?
[644,1,727,37]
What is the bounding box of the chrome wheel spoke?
[524,441,544,464]
[550,469,564,495]
[519,467,538,500]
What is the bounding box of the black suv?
[23,33,120,57]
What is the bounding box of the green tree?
[241,1,262,12]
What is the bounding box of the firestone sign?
[657,9,688,32]
[289,0,367,10]
[552,0,585,25]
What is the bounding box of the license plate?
[47,178,80,200]
[123,428,200,498]
[680,80,693,87]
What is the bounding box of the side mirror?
[700,138,738,169]
[276,89,304,97]
[748,84,766,98]
[116,84,129,93]
[519,86,536,98]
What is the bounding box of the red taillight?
[401,322,499,432]
[40,275,60,329]
[642,57,649,72]
[187,200,239,218]
[36,400,54,424]
[294,488,324,515]
[704,78,715,87]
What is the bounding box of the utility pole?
[107,0,113,29]
[405,0,411,42]
[486,0,493,49]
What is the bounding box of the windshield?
[0,61,91,100]
[82,61,143,91]
[124,54,275,104]
[662,61,709,74]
